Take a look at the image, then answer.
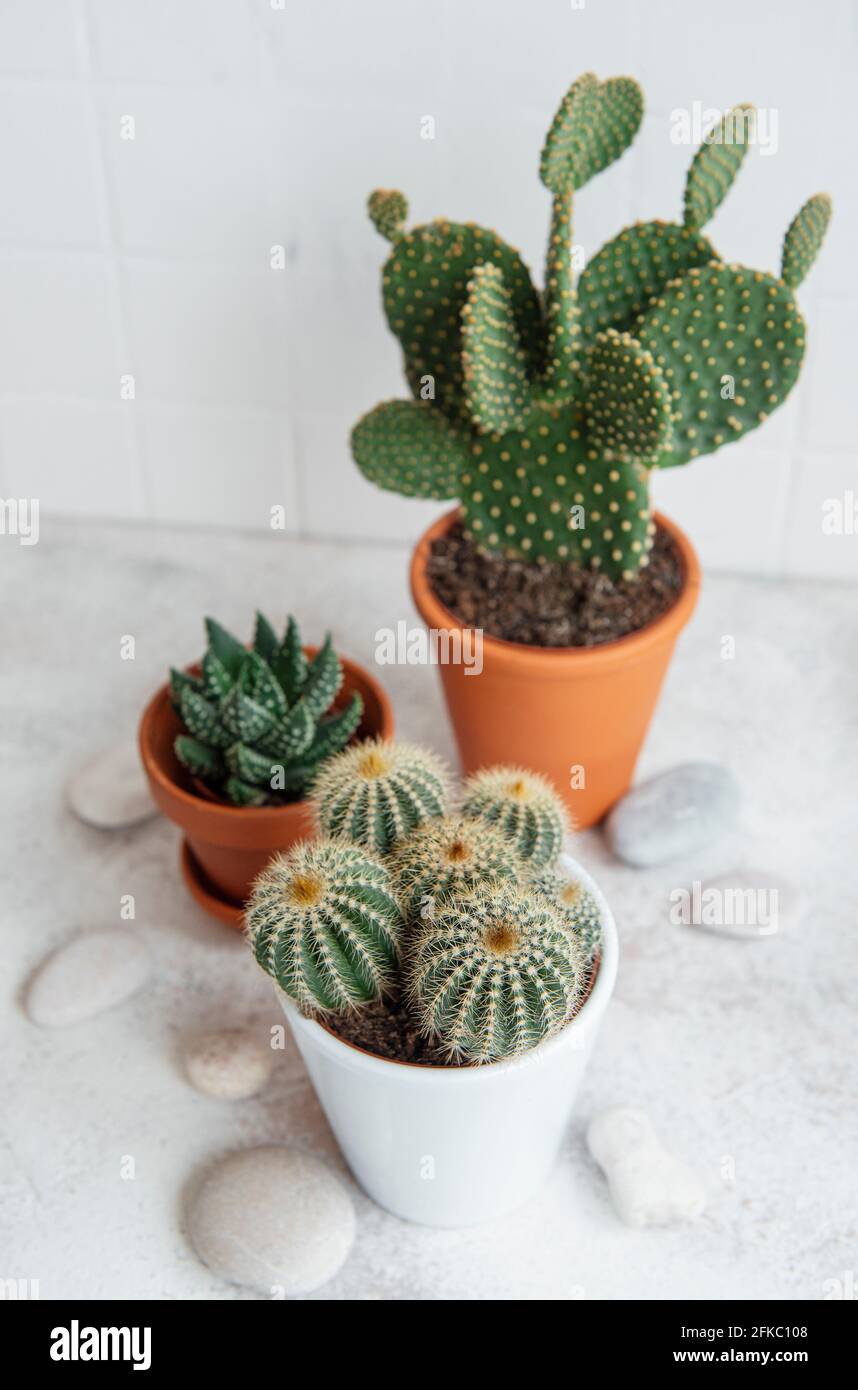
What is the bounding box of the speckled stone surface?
[1,518,856,1300]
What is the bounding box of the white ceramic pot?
[281,853,618,1227]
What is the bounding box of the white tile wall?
[0,0,854,579]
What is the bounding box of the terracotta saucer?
[180,840,244,930]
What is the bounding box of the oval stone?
[187,1147,355,1295]
[604,762,741,867]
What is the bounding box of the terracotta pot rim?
[410,507,701,672]
[138,646,395,827]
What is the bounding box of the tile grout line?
[72,0,152,520]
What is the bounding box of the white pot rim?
[281,852,618,1085]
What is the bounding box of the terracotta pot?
[410,508,700,828]
[139,649,394,922]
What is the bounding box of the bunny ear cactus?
[170,613,363,807]
[406,878,586,1063]
[353,77,831,581]
[246,839,404,1015]
[781,193,833,290]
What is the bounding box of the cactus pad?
[368,188,408,242]
[781,193,832,289]
[461,264,531,434]
[585,329,673,463]
[683,104,755,231]
[540,73,643,194]
[351,400,461,499]
[576,221,714,346]
[636,262,806,466]
[382,219,543,423]
[459,412,653,575]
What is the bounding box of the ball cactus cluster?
[246,739,605,1063]
[352,74,831,581]
[170,613,362,807]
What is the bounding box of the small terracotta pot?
[139,649,394,922]
[410,508,700,828]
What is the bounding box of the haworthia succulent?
[171,613,363,807]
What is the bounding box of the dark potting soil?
[426,519,683,648]
[324,960,599,1067]
[325,991,465,1067]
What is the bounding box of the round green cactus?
[461,766,568,867]
[530,866,603,961]
[245,839,403,1015]
[311,738,451,855]
[406,879,586,1062]
[389,815,522,924]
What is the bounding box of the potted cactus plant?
[139,612,393,924]
[245,741,618,1227]
[352,73,832,825]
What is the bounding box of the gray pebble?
[605,762,741,867]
